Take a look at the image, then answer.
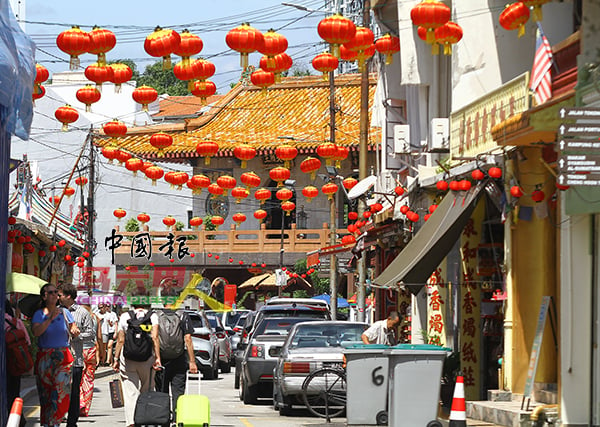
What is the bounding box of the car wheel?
[243,381,258,404]
[220,360,231,373]
[278,403,292,416]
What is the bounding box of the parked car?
[234,310,257,389]
[235,304,331,389]
[184,310,220,380]
[239,317,312,405]
[205,313,233,373]
[264,297,330,311]
[206,308,252,333]
[230,311,251,359]
[272,320,368,415]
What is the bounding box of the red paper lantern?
[269,166,291,187]
[400,205,410,215]
[150,132,173,157]
[63,186,75,197]
[281,201,295,216]
[38,250,46,257]
[210,215,225,229]
[101,146,119,164]
[116,150,132,165]
[257,30,288,68]
[241,171,261,189]
[173,58,205,90]
[375,33,400,65]
[216,175,237,195]
[145,165,165,186]
[132,85,158,112]
[231,187,250,204]
[312,52,339,81]
[103,120,127,139]
[371,202,383,213]
[234,144,257,168]
[499,2,530,38]
[49,245,57,252]
[254,188,271,205]
[108,63,133,93]
[76,85,101,112]
[196,141,219,165]
[276,188,293,202]
[449,180,460,191]
[434,21,462,55]
[191,80,217,102]
[125,158,144,176]
[32,84,45,102]
[88,26,116,66]
[394,186,405,196]
[510,186,524,198]
[436,180,449,191]
[429,204,438,213]
[333,145,349,168]
[254,209,268,222]
[531,189,545,203]
[424,214,431,222]
[259,52,292,82]
[190,216,203,229]
[275,144,298,168]
[343,177,358,190]
[521,0,550,22]
[340,44,358,62]
[35,63,49,85]
[348,224,358,234]
[363,211,372,219]
[471,169,485,181]
[75,176,88,187]
[316,143,337,166]
[344,26,375,71]
[163,216,177,229]
[173,29,203,63]
[55,105,79,131]
[56,26,90,69]
[207,183,224,197]
[410,1,451,43]
[342,235,356,245]
[144,26,181,69]
[302,186,318,202]
[113,208,127,220]
[317,14,356,58]
[8,216,16,225]
[137,213,151,224]
[321,182,338,200]
[250,69,275,93]
[64,255,72,262]
[488,167,503,179]
[225,23,264,70]
[233,213,247,226]
[459,180,472,191]
[348,211,358,221]
[300,157,322,180]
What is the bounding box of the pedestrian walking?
[102,304,118,365]
[32,283,79,427]
[79,302,99,417]
[59,284,95,427]
[112,290,162,427]
[361,311,402,345]
[154,308,198,415]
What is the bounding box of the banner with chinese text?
[427,260,448,347]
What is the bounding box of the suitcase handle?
[185,371,201,395]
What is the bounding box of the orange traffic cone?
[6,397,23,427]
[449,375,467,427]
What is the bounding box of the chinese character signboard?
[427,261,447,347]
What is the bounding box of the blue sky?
[24,0,328,92]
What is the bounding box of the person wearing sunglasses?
[32,283,80,427]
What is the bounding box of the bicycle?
[301,366,347,420]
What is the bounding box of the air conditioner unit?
[429,118,449,152]
[378,170,396,194]
[393,124,411,154]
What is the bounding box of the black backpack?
[123,310,153,362]
[156,309,185,360]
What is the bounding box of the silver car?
[273,321,367,415]
[185,310,220,380]
[205,313,233,373]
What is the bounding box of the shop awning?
[373,182,486,294]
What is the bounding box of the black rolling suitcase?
[134,391,171,427]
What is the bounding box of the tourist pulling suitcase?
[134,390,171,427]
[176,372,210,426]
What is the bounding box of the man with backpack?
[154,308,198,415]
[112,292,162,427]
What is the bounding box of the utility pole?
[329,66,338,320]
[357,0,370,323]
[86,130,95,292]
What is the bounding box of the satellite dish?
[347,175,377,200]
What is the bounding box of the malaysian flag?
[530,23,553,106]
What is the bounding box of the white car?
[205,313,233,373]
[185,310,220,380]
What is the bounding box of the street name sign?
[558,139,600,151]
[557,174,600,187]
[559,107,600,120]
[559,124,600,136]
[558,154,600,173]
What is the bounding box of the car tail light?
[342,355,347,369]
[250,344,264,358]
[283,362,311,374]
[193,333,210,341]
[233,326,242,333]
[216,332,226,339]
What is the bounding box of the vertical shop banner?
[460,198,485,400]
[427,260,448,346]
[224,284,237,309]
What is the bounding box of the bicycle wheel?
[301,368,347,418]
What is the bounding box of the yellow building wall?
[509,147,558,393]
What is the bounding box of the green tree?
[125,217,140,232]
[137,60,188,95]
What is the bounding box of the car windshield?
[206,316,218,329]
[225,311,247,328]
[188,314,208,329]
[254,318,309,337]
[289,323,367,349]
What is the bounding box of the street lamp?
[278,179,296,297]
